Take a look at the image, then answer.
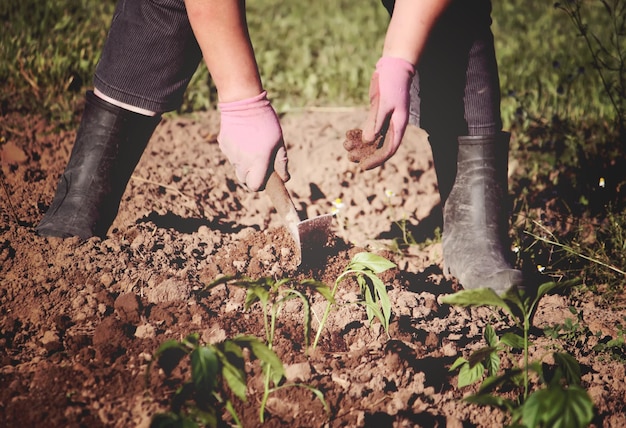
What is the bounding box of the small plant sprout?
[379,187,419,254]
[441,281,594,428]
[313,252,396,349]
[202,276,331,422]
[148,333,283,428]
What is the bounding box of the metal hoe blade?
[297,214,333,263]
[265,172,334,266]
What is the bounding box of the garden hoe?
[265,172,333,266]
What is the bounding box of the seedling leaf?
[238,336,285,385]
[522,384,593,428]
[366,273,392,324]
[190,346,218,394]
[501,332,525,349]
[244,285,270,310]
[458,360,485,388]
[553,352,582,386]
[301,279,335,303]
[221,358,247,401]
[536,278,581,301]
[440,288,512,315]
[484,324,498,347]
[467,346,499,367]
[477,368,524,394]
[449,356,468,372]
[155,341,189,376]
[224,399,242,427]
[218,340,247,401]
[150,412,199,428]
[350,252,396,273]
[486,349,501,377]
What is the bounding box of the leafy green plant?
[441,282,594,427]
[313,252,396,348]
[148,333,283,428]
[202,276,330,422]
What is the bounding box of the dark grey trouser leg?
[94,0,203,113]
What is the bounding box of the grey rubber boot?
[36,91,161,240]
[442,132,522,295]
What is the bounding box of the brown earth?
[1,106,626,427]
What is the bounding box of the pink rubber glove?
[218,91,289,191]
[344,56,415,170]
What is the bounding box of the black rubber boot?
[428,132,459,206]
[36,91,161,240]
[442,132,522,295]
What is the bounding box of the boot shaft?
[441,132,520,294]
[37,91,161,239]
[449,132,510,229]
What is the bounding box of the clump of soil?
[343,128,382,164]
[1,108,625,427]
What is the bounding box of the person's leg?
[37,0,203,239]
[400,0,522,293]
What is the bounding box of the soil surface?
[2,107,626,427]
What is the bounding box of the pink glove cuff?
[218,90,272,116]
[376,56,416,78]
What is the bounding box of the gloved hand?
[218,91,289,191]
[344,56,415,170]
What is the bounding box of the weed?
[543,306,586,344]
[441,282,594,427]
[517,212,626,300]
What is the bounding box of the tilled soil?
[1,107,626,427]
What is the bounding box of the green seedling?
[543,305,587,346]
[148,333,283,428]
[385,218,419,255]
[203,276,330,422]
[441,281,594,428]
[313,252,396,349]
[592,318,626,363]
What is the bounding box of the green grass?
[493,0,624,130]
[0,0,387,121]
[0,0,115,123]
[0,0,619,123]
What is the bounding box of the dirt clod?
[344,128,382,163]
